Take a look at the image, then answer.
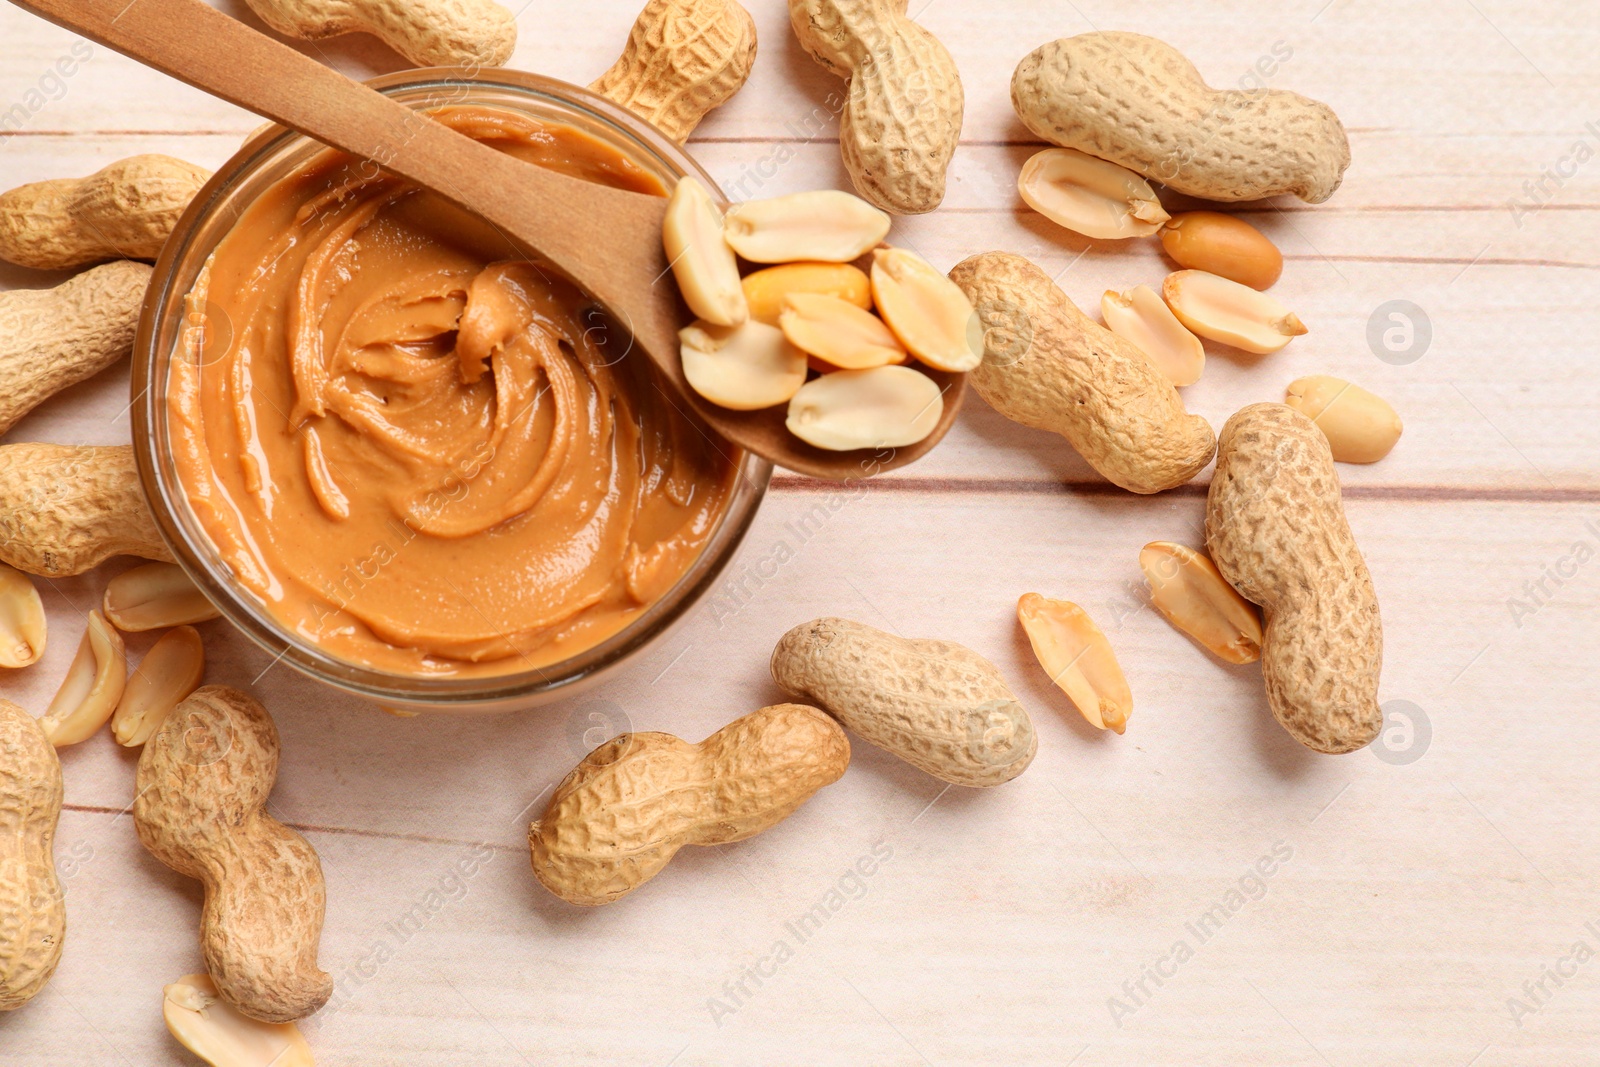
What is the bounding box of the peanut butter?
[169,107,736,676]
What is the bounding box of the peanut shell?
[1204,404,1383,753]
[948,251,1214,494]
[770,617,1035,787]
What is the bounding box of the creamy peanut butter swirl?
[170,108,735,676]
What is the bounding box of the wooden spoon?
[12,0,962,481]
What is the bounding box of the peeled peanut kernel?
[1101,285,1205,387]
[662,177,747,327]
[1017,594,1130,734]
[1162,270,1307,354]
[1017,147,1170,240]
[0,563,45,668]
[113,625,205,748]
[871,247,981,372]
[680,319,807,411]
[39,610,125,747]
[786,365,944,451]
[103,561,221,632]
[164,973,314,1067]
[1139,542,1263,664]
[742,262,871,325]
[1285,375,1403,463]
[1160,211,1283,290]
[780,293,907,370]
[723,190,891,263]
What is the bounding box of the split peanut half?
[0,563,45,668]
[662,177,747,327]
[163,973,314,1067]
[723,190,891,263]
[780,293,907,370]
[870,248,981,372]
[1162,270,1307,354]
[786,366,944,451]
[1139,542,1263,665]
[103,561,221,632]
[1017,593,1130,733]
[742,262,871,325]
[1160,211,1283,290]
[1101,285,1205,387]
[679,319,808,410]
[39,610,126,747]
[113,625,205,748]
[1017,147,1169,240]
[1285,375,1403,463]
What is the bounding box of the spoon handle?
[10,0,646,283]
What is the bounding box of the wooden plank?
[6,492,1597,1062]
[0,0,1596,148]
[6,255,1594,492]
[0,131,1596,490]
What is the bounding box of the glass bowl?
[131,69,770,713]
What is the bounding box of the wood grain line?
[938,204,1600,216]
[0,127,1490,147]
[1285,254,1597,270]
[286,821,523,852]
[770,476,1600,503]
[61,803,524,851]
[690,130,1400,147]
[0,128,250,137]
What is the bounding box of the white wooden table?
[2,1,1597,1063]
